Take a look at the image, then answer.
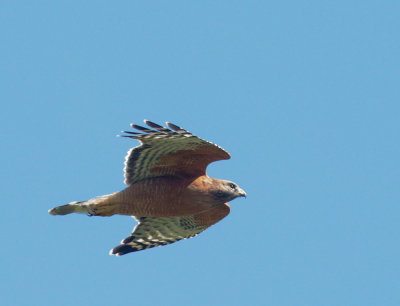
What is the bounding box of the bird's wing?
[110,203,230,256]
[121,120,230,185]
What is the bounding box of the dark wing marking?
[121,120,230,185]
[110,203,230,256]
[109,216,205,256]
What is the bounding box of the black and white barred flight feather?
[121,120,230,185]
[110,215,208,256]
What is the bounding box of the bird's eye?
[229,183,236,189]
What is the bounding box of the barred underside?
[121,120,230,185]
[110,215,207,256]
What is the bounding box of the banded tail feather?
[48,201,88,215]
[48,193,117,216]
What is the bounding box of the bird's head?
[210,180,247,202]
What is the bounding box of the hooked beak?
[238,188,247,198]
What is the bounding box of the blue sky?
[1,1,399,305]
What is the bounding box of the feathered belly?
[107,177,215,217]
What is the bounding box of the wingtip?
[130,123,142,129]
[109,249,118,256]
[166,121,178,130]
[144,119,157,125]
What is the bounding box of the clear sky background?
[1,1,399,305]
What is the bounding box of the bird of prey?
[49,120,246,256]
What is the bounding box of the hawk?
[49,120,246,255]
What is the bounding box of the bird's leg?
[87,202,117,217]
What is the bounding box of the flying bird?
[49,120,246,255]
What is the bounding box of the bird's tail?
[48,193,117,216]
[48,201,89,215]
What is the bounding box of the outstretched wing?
[110,203,230,256]
[121,120,230,185]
